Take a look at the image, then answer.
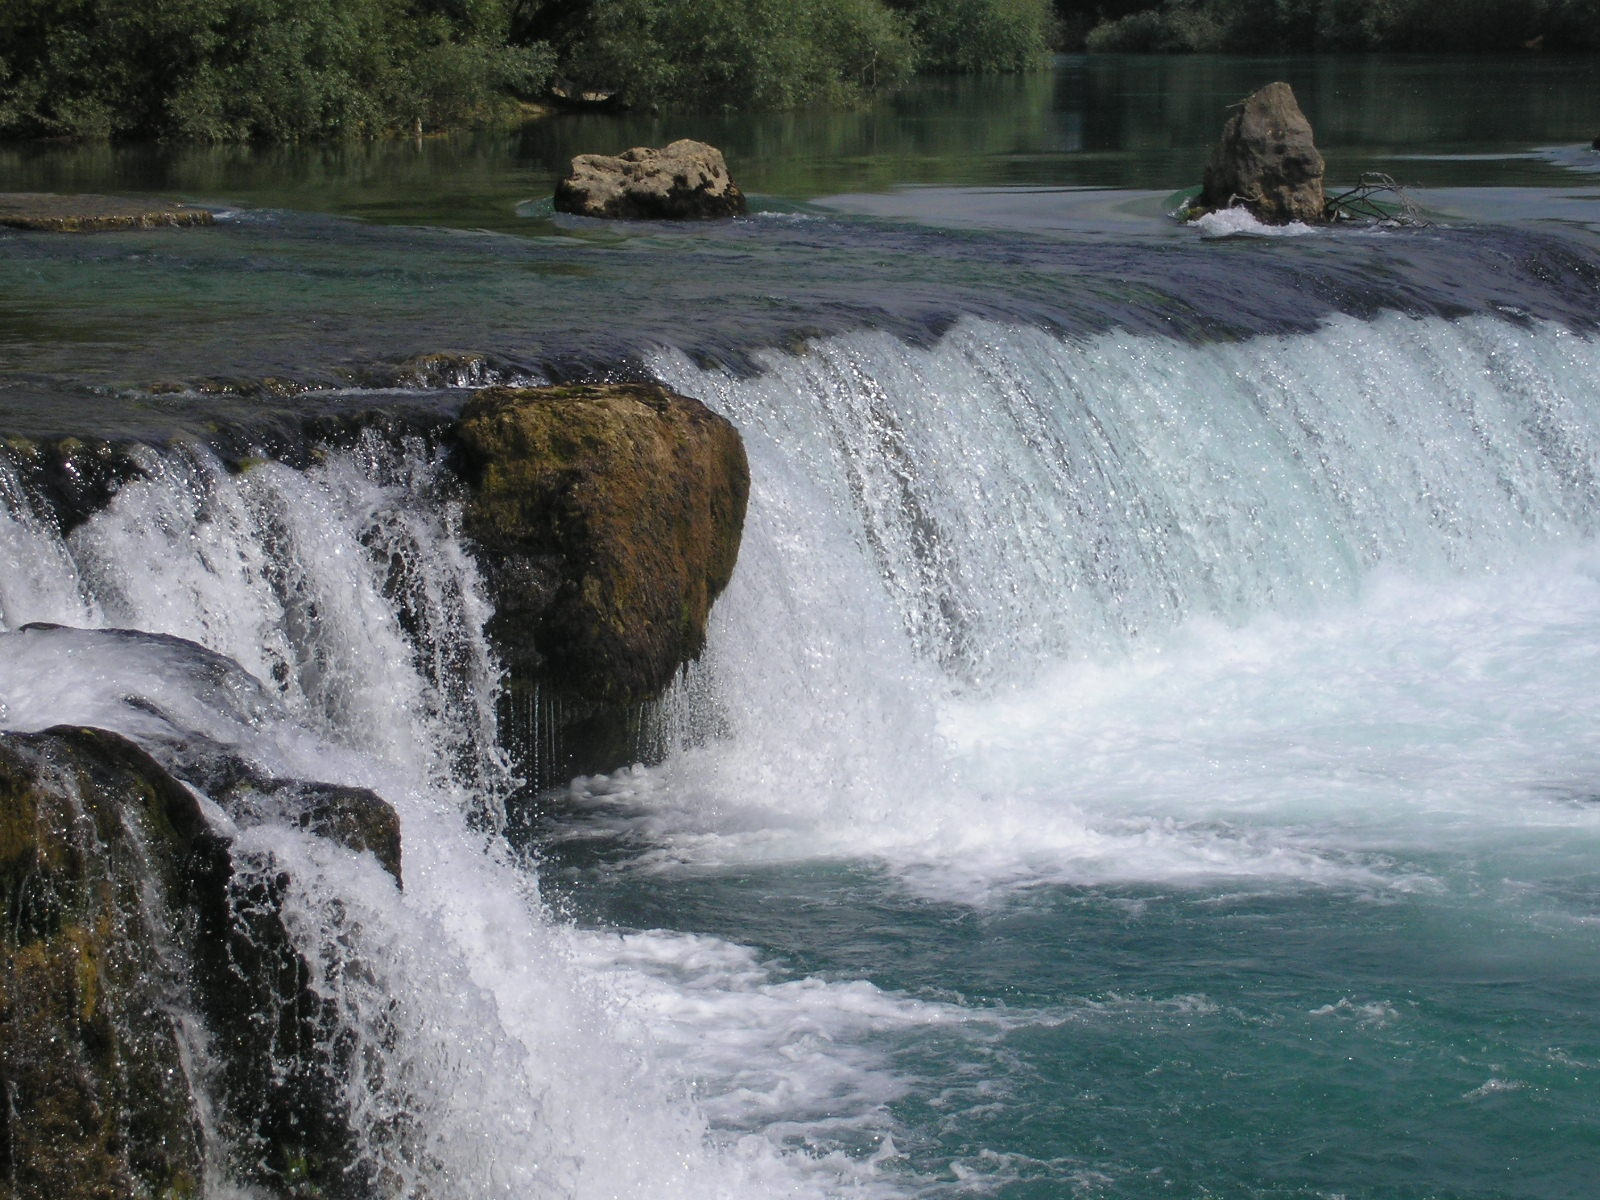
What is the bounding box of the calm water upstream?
[3,54,1600,1199]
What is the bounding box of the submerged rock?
[553,139,748,220]
[0,192,213,232]
[1198,82,1328,225]
[453,382,748,762]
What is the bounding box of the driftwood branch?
[1325,172,1429,226]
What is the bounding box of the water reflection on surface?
[2,54,1596,231]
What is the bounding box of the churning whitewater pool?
[4,156,1600,1199]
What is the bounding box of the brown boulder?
[1199,82,1328,224]
[553,140,748,220]
[454,383,749,721]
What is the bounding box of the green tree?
[0,0,552,141]
[891,0,1055,73]
[557,0,918,110]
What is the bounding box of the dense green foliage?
[890,0,1057,73]
[540,0,1050,110]
[0,0,1053,139]
[554,0,919,109]
[0,0,552,140]
[1085,0,1600,53]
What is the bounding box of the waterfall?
[0,432,906,1198]
[5,305,1600,1195]
[655,312,1600,689]
[564,311,1600,892]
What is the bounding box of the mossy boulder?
[0,724,404,1199]
[453,382,748,763]
[0,726,216,1200]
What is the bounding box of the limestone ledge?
[0,191,214,233]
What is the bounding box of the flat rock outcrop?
[553,139,747,219]
[0,192,213,232]
[454,382,749,726]
[1199,82,1327,224]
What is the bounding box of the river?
[3,53,1599,1199]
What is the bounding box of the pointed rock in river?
[553,139,747,219]
[454,382,749,722]
[1199,81,1328,224]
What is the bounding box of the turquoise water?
[4,53,1600,1200]
[559,862,1600,1198]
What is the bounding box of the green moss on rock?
[0,725,400,1199]
[454,382,749,722]
[0,728,212,1200]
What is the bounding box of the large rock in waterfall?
[553,139,748,219]
[0,727,213,1198]
[453,382,749,731]
[0,723,403,1199]
[1199,81,1328,224]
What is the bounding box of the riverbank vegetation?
[0,0,1052,141]
[1079,0,1600,53]
[0,0,555,141]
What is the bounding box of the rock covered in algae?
[454,382,750,715]
[0,723,407,1199]
[1198,81,1328,225]
[0,192,213,233]
[0,726,214,1199]
[553,139,748,219]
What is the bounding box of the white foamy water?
[0,436,919,1199]
[6,308,1600,1193]
[588,313,1600,899]
[1188,207,1318,238]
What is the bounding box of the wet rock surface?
[0,726,211,1200]
[0,725,404,1199]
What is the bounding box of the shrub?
[0,0,553,141]
[1085,8,1181,51]
[895,0,1054,73]
[559,0,917,110]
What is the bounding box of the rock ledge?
[0,191,214,232]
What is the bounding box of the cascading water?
[0,433,921,1197]
[541,304,1600,1197]
[574,311,1600,894]
[6,222,1600,1198]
